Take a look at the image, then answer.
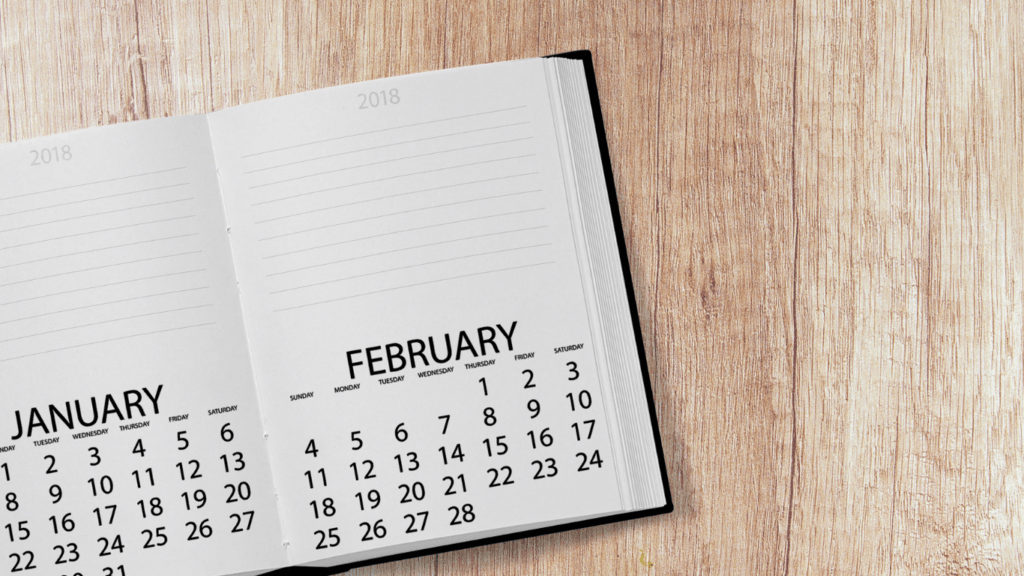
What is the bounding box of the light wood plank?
[132,0,216,116]
[0,2,145,139]
[649,1,797,574]
[0,3,11,142]
[900,0,1024,571]
[790,1,929,574]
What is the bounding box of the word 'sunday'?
[346,322,518,380]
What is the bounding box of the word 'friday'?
[10,386,164,441]
[346,322,518,380]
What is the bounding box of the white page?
[0,117,286,576]
[209,59,624,565]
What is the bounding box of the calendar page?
[0,117,287,576]
[208,58,626,566]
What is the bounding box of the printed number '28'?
[359,89,400,109]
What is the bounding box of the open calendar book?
[0,51,671,575]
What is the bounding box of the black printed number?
[8,551,35,572]
[88,476,114,497]
[224,482,252,504]
[448,504,476,525]
[532,458,559,479]
[523,369,536,388]
[315,528,340,550]
[487,466,514,487]
[136,498,163,519]
[176,460,202,481]
[483,407,497,426]
[566,390,593,411]
[309,498,336,519]
[576,450,605,471]
[53,542,79,564]
[399,482,426,503]
[5,521,29,541]
[404,511,428,534]
[355,490,381,511]
[350,460,376,481]
[97,535,124,556]
[49,513,75,534]
[394,452,420,473]
[438,444,464,465]
[527,428,554,449]
[482,436,508,457]
[304,468,328,489]
[359,520,387,541]
[220,452,245,473]
[567,361,580,380]
[186,520,213,541]
[93,506,116,527]
[572,420,596,441]
[181,490,206,511]
[142,527,168,549]
[305,439,319,457]
[230,512,255,533]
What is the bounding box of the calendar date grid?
[285,347,614,560]
[0,403,275,576]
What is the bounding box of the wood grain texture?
[1,1,1021,574]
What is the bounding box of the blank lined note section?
[0,167,213,362]
[240,106,555,311]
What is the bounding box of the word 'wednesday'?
[10,385,164,440]
[346,322,518,380]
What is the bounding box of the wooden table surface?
[2,1,1022,574]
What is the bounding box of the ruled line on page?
[0,322,218,363]
[0,251,203,288]
[0,286,211,326]
[0,304,214,344]
[0,167,187,202]
[0,215,197,251]
[0,269,207,308]
[247,137,535,189]
[263,209,546,259]
[254,172,539,225]
[244,122,531,174]
[0,234,200,270]
[241,106,529,158]
[270,244,553,295]
[258,191,539,242]
[274,262,555,312]
[250,155,537,207]
[0,197,194,233]
[266,226,549,277]
[0,183,190,219]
